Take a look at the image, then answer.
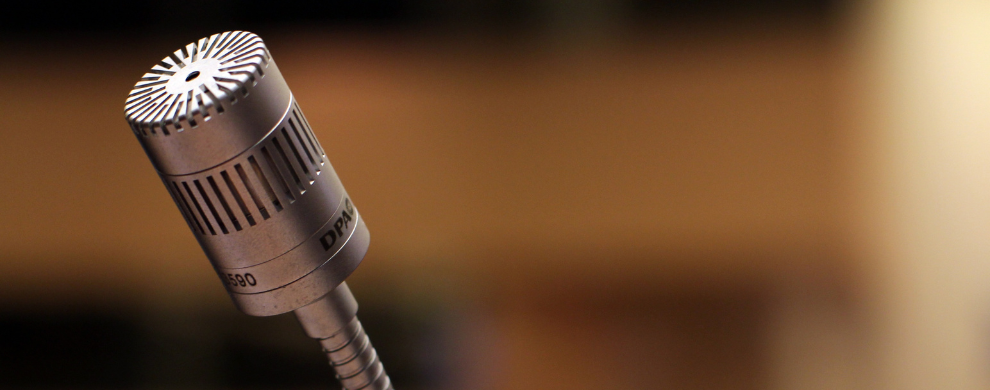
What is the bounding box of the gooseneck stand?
[295,283,393,390]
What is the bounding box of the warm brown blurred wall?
[20,1,990,385]
[0,23,841,389]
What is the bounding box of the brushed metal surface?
[125,31,392,390]
[124,31,391,388]
[125,31,370,316]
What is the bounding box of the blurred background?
[1,0,989,389]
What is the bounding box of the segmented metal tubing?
[294,283,393,390]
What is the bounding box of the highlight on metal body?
[124,31,393,390]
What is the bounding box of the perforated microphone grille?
[125,31,270,136]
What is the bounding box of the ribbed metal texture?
[320,317,393,390]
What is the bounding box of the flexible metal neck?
[294,283,394,390]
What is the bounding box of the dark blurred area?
[0,0,833,34]
[0,304,435,389]
[4,0,988,389]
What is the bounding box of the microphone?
[124,31,392,390]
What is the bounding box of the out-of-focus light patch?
[849,1,990,389]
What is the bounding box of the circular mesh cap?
[125,31,271,136]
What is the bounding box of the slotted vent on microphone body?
[163,108,327,236]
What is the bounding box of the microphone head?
[125,31,370,316]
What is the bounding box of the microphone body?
[125,31,391,390]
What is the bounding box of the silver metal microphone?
[124,31,392,390]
